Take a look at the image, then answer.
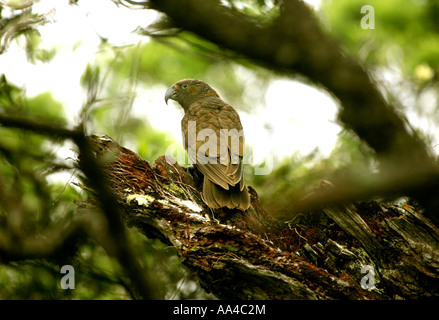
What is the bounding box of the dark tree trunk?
[77,133,439,299]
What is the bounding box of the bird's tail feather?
[202,177,250,211]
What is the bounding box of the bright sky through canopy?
[0,0,339,167]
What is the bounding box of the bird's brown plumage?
[165,79,250,211]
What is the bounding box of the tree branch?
[147,0,430,159]
[79,134,439,299]
[0,114,160,299]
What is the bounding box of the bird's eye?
[182,84,188,89]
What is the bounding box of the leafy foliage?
[322,0,439,75]
[321,0,439,144]
[0,0,438,299]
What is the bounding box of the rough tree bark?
[77,133,439,299]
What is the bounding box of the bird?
[165,79,250,211]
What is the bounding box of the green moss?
[223,244,240,253]
[164,183,186,197]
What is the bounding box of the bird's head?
[165,79,219,111]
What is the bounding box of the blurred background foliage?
[0,0,438,299]
[322,0,439,132]
[323,0,439,75]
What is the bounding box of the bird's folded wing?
[184,103,246,191]
[188,144,243,190]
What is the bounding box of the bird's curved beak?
[165,86,177,105]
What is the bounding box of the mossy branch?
[79,133,439,299]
